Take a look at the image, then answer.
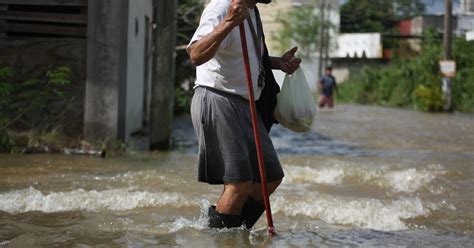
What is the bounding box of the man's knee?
[249,178,283,201]
[268,179,282,194]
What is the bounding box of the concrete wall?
[0,38,86,135]
[125,0,153,139]
[149,0,177,150]
[0,3,87,136]
[85,0,129,141]
[85,0,154,142]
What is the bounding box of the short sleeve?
[186,1,232,54]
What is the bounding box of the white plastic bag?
[274,68,317,132]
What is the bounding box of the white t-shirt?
[187,0,264,100]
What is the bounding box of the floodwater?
[0,105,473,247]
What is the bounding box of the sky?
[339,0,460,14]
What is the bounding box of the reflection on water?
[0,105,473,247]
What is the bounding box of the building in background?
[333,33,382,59]
[259,0,340,91]
[0,0,157,143]
[86,0,154,142]
[467,31,474,40]
[330,33,384,82]
[399,12,473,47]
[259,0,340,54]
[258,0,293,54]
[460,0,474,14]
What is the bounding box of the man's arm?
[269,47,301,74]
[188,0,248,66]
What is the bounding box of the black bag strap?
[246,8,263,62]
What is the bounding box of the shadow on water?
[172,115,374,157]
[173,114,474,160]
[269,124,374,157]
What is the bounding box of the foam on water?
[384,168,436,193]
[0,187,196,213]
[0,240,10,246]
[284,165,345,185]
[158,200,249,234]
[283,162,444,193]
[272,194,437,231]
[159,199,210,233]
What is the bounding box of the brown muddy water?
[0,105,473,247]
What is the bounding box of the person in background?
[318,67,338,109]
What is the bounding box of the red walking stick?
[238,24,275,236]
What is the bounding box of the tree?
[340,0,425,33]
[394,0,426,19]
[272,6,321,57]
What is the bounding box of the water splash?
[272,194,436,231]
[284,165,345,185]
[158,199,249,233]
[159,199,210,233]
[384,168,436,193]
[283,162,445,193]
[0,187,196,213]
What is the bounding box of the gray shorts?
[191,87,284,185]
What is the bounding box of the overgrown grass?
[0,66,72,152]
[338,32,474,113]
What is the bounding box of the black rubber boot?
[240,197,265,229]
[207,206,242,228]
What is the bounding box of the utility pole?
[150,0,177,150]
[323,2,331,69]
[442,0,453,111]
[317,0,326,89]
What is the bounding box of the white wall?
[467,31,474,41]
[333,33,382,59]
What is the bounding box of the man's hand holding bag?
[274,68,317,132]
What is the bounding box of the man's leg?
[318,95,327,108]
[327,96,334,108]
[248,179,282,202]
[208,181,253,228]
[216,181,254,215]
[241,179,282,229]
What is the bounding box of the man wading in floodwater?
[187,0,301,229]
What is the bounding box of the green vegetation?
[174,0,204,115]
[174,86,193,114]
[272,6,321,56]
[0,66,72,152]
[341,0,425,33]
[341,0,426,54]
[338,32,474,112]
